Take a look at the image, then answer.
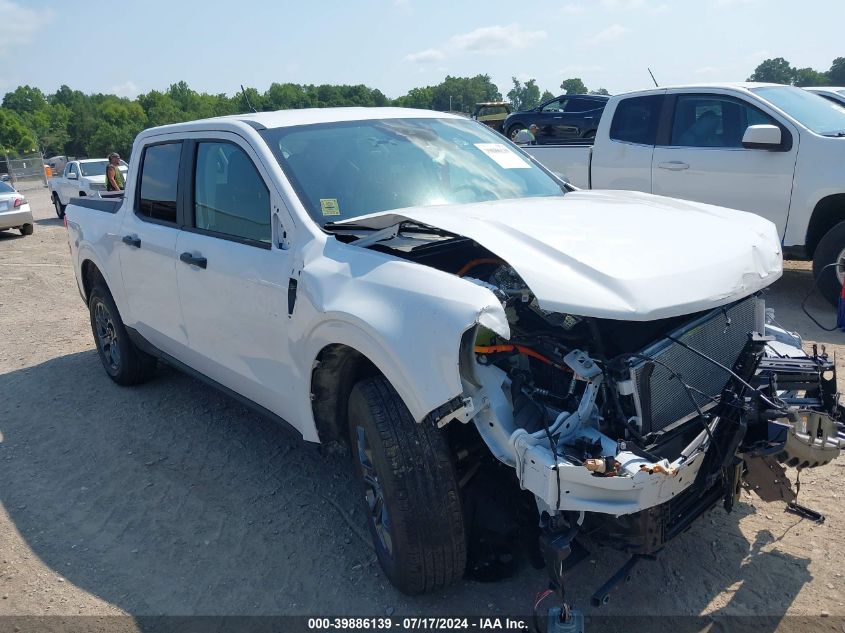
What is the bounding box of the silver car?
[0,181,34,236]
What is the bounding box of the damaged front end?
[445,261,843,610]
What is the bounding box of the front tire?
[507,123,525,141]
[347,376,466,594]
[88,282,157,385]
[53,193,65,219]
[812,220,845,307]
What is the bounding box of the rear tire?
[507,123,525,141]
[53,193,65,219]
[20,223,33,236]
[347,376,466,594]
[812,220,845,307]
[88,281,157,386]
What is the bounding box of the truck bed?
[523,145,592,189]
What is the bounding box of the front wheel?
[812,220,845,307]
[53,193,66,219]
[347,376,466,594]
[88,282,157,385]
[507,123,525,141]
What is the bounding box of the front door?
[651,92,798,237]
[175,137,293,417]
[118,141,188,356]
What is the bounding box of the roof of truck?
[620,82,784,97]
[141,107,461,139]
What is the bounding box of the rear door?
[175,135,293,416]
[651,91,798,236]
[118,140,188,356]
[590,92,666,191]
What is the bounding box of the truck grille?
[630,297,758,435]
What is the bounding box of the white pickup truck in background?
[524,83,845,304]
[48,158,129,219]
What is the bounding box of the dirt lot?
[2,188,845,629]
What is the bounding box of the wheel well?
[80,259,104,303]
[806,194,845,258]
[311,344,380,445]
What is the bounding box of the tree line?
[1,56,842,160]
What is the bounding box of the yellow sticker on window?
[320,198,340,216]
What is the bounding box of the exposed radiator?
[629,296,759,435]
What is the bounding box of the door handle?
[122,235,141,248]
[179,251,208,269]
[657,161,690,171]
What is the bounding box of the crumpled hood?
[340,190,782,321]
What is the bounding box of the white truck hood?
[340,190,783,321]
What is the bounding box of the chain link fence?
[0,151,48,192]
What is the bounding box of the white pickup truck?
[49,158,129,219]
[64,108,841,618]
[524,83,845,304]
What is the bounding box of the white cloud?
[449,24,547,54]
[0,0,54,53]
[714,0,761,5]
[587,24,629,44]
[404,48,446,64]
[111,81,140,98]
[560,64,605,74]
[694,66,721,76]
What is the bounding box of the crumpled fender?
[290,237,509,439]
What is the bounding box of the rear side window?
[193,142,270,244]
[138,143,182,223]
[609,95,664,145]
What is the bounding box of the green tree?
[430,75,502,112]
[87,97,147,158]
[0,109,37,155]
[507,77,541,110]
[591,88,611,95]
[2,85,47,114]
[560,78,588,95]
[137,90,185,127]
[394,86,435,109]
[747,57,795,84]
[540,90,555,102]
[828,57,845,85]
[793,67,829,87]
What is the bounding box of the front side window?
[564,98,601,113]
[193,142,270,244]
[259,117,564,227]
[670,95,778,148]
[609,94,664,145]
[138,142,182,223]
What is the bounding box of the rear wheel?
[20,223,33,236]
[53,193,65,219]
[507,123,526,141]
[347,376,466,594]
[88,282,157,385]
[812,220,845,307]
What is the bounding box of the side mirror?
[67,172,78,180]
[742,124,782,150]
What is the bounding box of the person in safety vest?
[106,152,125,192]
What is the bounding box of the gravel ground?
[2,188,845,630]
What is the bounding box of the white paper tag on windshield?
[474,143,531,169]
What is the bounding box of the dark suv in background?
[503,93,609,144]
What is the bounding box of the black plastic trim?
[125,326,304,441]
[68,197,121,214]
[134,140,185,227]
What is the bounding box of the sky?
[1,0,843,101]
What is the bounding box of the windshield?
[752,86,845,135]
[260,117,564,227]
[79,160,129,177]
